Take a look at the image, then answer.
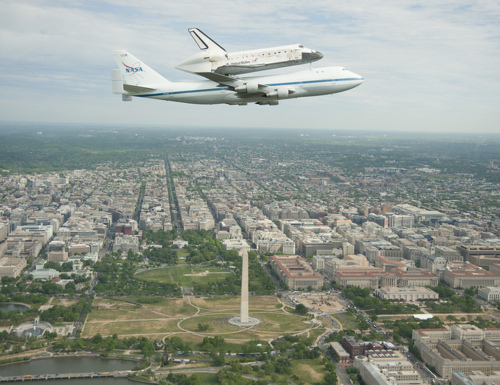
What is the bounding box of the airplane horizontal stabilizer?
[123,84,156,93]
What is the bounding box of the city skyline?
[1,1,499,133]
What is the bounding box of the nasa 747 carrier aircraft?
[176,28,324,75]
[111,50,364,106]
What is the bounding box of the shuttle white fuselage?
[176,29,323,75]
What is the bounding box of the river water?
[0,357,138,384]
[2,379,136,384]
[0,305,141,383]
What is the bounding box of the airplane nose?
[349,71,364,87]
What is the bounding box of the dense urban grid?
[0,125,499,385]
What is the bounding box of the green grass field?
[84,295,323,341]
[176,249,190,260]
[192,295,281,312]
[88,298,197,322]
[290,358,328,384]
[334,311,363,330]
[180,311,314,336]
[236,357,327,385]
[84,319,180,337]
[135,266,233,286]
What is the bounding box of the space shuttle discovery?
[176,28,324,75]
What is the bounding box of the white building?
[113,234,139,253]
[0,257,27,278]
[374,287,439,301]
[479,287,500,302]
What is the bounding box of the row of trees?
[40,296,91,324]
[142,230,221,265]
[343,286,420,315]
[142,231,275,296]
[142,247,178,264]
[426,283,482,313]
[94,253,181,297]
[182,230,221,265]
[424,294,481,313]
[342,283,482,315]
[385,317,444,344]
[142,229,176,248]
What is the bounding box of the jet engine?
[266,88,295,99]
[235,82,260,94]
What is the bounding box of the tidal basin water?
[0,303,28,313]
[0,356,137,384]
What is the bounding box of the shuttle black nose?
[314,51,324,60]
[303,51,323,62]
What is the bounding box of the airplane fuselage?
[130,67,364,105]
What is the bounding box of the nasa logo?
[122,62,144,73]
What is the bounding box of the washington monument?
[229,251,260,327]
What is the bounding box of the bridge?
[0,370,130,382]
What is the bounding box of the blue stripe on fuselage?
[135,87,229,98]
[266,77,363,87]
[135,77,364,98]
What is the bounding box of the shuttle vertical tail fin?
[188,28,226,54]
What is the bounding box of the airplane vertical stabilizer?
[112,50,169,86]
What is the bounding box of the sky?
[1,0,499,133]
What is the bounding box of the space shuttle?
[176,28,324,76]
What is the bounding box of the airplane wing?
[196,72,268,95]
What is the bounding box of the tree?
[274,358,292,374]
[213,354,225,366]
[197,323,209,331]
[140,338,156,358]
[295,303,308,315]
[358,320,370,332]
[262,363,275,375]
[65,281,76,293]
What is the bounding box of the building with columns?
[443,264,500,288]
[374,287,439,301]
[270,255,323,290]
[413,325,500,379]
